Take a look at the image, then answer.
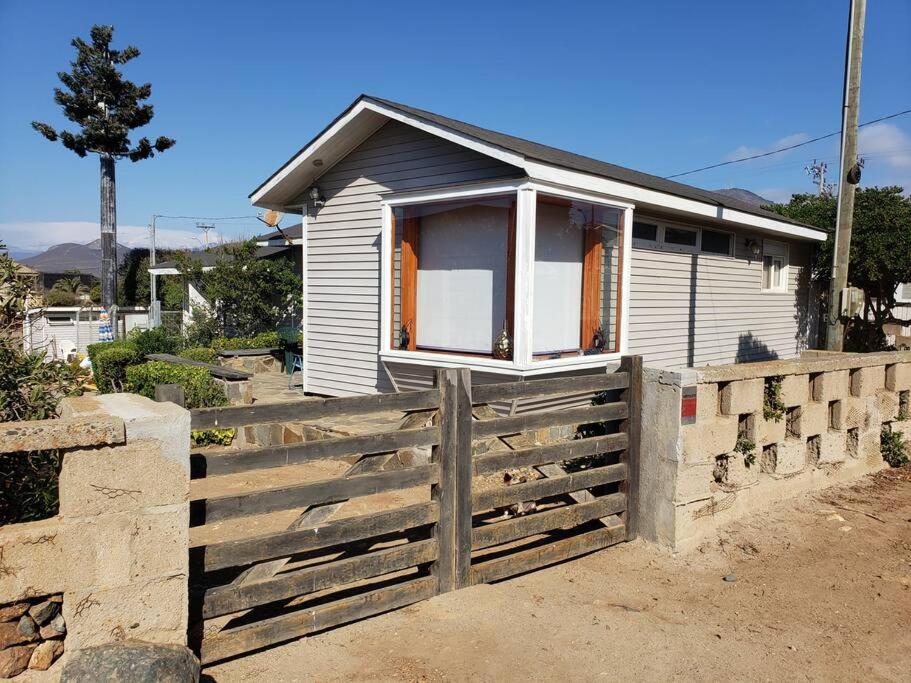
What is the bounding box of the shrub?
[178,347,218,363]
[129,326,182,357]
[125,361,228,409]
[211,331,281,351]
[88,341,142,393]
[0,346,84,524]
[880,427,909,467]
[191,428,236,446]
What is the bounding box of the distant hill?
[22,239,131,277]
[713,188,774,207]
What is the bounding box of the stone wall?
[638,351,911,552]
[217,351,280,374]
[0,394,191,677]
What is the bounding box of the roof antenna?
[257,210,292,244]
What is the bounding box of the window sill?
[380,349,622,376]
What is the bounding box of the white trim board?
[252,98,826,243]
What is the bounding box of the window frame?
[379,180,634,374]
[761,239,789,293]
[631,218,734,258]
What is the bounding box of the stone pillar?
[56,393,190,651]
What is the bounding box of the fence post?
[618,355,642,540]
[432,367,473,593]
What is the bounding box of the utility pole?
[805,159,830,196]
[197,222,215,248]
[149,214,160,328]
[826,0,866,351]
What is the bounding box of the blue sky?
[1,0,909,254]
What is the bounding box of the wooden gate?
[188,356,640,664]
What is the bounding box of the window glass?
[533,195,622,358]
[762,255,773,289]
[632,221,658,242]
[701,229,731,255]
[664,226,698,249]
[394,195,514,355]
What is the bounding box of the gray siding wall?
[627,223,812,368]
[304,121,523,396]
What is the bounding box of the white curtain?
[416,205,507,354]
[533,202,584,354]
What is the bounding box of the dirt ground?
[206,467,911,682]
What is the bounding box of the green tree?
[767,187,911,350]
[180,241,302,338]
[32,25,175,311]
[51,271,90,297]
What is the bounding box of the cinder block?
[719,379,763,415]
[859,428,881,464]
[674,461,715,504]
[868,390,899,422]
[885,363,911,391]
[682,415,738,462]
[696,383,719,421]
[831,397,866,430]
[757,414,787,445]
[816,430,848,465]
[762,439,806,476]
[724,451,760,489]
[813,370,850,402]
[779,374,809,406]
[59,439,188,517]
[850,365,886,397]
[800,401,829,437]
[63,574,187,650]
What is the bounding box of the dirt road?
[207,467,911,682]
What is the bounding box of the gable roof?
[252,95,824,239]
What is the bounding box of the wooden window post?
[400,216,419,350]
[581,226,603,349]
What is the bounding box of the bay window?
[384,183,629,370]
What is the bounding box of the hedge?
[211,331,281,351]
[87,341,142,393]
[177,347,218,363]
[129,327,182,357]
[125,361,228,409]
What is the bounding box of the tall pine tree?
[32,25,175,312]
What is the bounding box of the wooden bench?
[145,353,253,380]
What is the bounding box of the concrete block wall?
[0,394,191,668]
[638,351,911,552]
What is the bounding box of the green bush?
[178,347,218,363]
[881,427,909,467]
[125,361,227,409]
[129,326,182,357]
[88,341,142,393]
[191,428,236,446]
[211,331,281,351]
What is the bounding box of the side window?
[632,221,658,248]
[761,240,788,292]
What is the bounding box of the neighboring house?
[148,245,300,329]
[250,95,826,397]
[23,306,148,359]
[887,283,911,348]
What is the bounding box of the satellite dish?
[256,209,283,227]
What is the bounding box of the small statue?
[493,319,512,360]
[592,323,607,352]
[398,321,412,350]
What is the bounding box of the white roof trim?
[253,100,826,242]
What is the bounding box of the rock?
[48,595,63,604]
[61,641,200,682]
[0,644,37,679]
[40,612,66,639]
[0,603,29,622]
[28,600,58,626]
[0,620,31,648]
[17,614,39,639]
[29,639,65,671]
[723,574,738,582]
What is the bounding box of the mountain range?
[20,239,131,277]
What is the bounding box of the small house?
[250,95,825,397]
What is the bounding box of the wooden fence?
[188,356,641,664]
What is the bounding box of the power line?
[151,214,257,221]
[665,108,911,179]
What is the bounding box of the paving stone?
[812,370,850,402]
[682,415,738,462]
[885,363,911,391]
[830,397,866,430]
[800,401,829,437]
[779,373,809,406]
[757,414,786,445]
[816,430,847,465]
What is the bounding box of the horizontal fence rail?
[187,356,642,664]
